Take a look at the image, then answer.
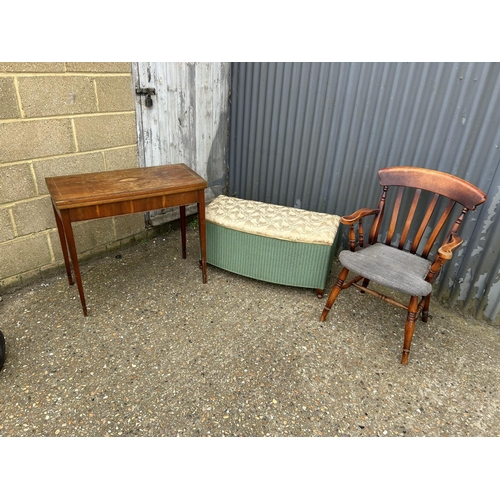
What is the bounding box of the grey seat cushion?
[339,243,433,297]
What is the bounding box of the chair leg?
[360,277,370,294]
[401,296,419,365]
[320,267,349,322]
[421,294,431,322]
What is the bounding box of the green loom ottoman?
[205,195,341,297]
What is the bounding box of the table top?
[46,163,207,209]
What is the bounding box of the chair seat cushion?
[339,243,433,297]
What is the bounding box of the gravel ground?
[1,225,499,438]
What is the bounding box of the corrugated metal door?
[132,62,230,225]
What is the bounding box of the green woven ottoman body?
[205,195,340,295]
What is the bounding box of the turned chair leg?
[360,277,370,294]
[320,267,349,322]
[401,295,419,365]
[421,294,431,322]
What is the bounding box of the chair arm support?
[425,234,463,284]
[341,208,380,225]
[341,208,380,251]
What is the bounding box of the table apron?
[61,191,203,222]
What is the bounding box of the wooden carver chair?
[320,166,487,365]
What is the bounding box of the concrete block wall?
[0,62,147,293]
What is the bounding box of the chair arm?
[425,234,463,284]
[437,234,463,260]
[341,208,380,225]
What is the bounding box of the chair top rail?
[378,166,487,210]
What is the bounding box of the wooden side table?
[46,163,208,316]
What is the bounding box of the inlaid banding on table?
[66,193,202,222]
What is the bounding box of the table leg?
[61,210,88,316]
[180,205,187,259]
[197,192,207,284]
[52,203,74,286]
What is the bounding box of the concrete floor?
[1,225,499,437]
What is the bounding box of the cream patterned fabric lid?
[206,195,340,246]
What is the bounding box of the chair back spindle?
[399,189,421,250]
[369,186,387,244]
[385,187,404,245]
[410,192,439,254]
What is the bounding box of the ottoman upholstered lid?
[206,195,340,246]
